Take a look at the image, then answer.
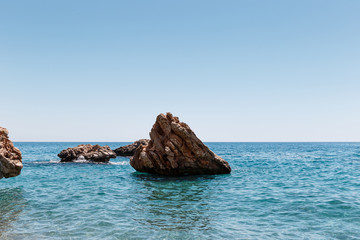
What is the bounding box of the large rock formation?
[0,127,23,179]
[58,144,116,162]
[130,113,231,175]
[114,139,150,156]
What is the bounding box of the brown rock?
[130,113,231,175]
[0,127,23,179]
[58,144,116,162]
[114,139,150,156]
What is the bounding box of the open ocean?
[1,142,360,240]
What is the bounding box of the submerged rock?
[58,144,116,162]
[130,113,231,175]
[114,139,150,156]
[0,127,23,179]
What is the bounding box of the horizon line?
[12,141,360,143]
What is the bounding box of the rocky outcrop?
[114,139,150,156]
[0,127,23,179]
[130,113,231,175]
[58,144,116,162]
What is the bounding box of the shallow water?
[1,142,360,239]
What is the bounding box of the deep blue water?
[1,142,360,240]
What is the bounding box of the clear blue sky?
[1,0,359,142]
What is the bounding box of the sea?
[1,142,360,240]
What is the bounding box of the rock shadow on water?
[128,172,227,238]
[131,171,219,182]
[0,187,26,239]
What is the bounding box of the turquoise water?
[1,142,360,239]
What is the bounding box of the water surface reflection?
[130,173,220,238]
[0,187,25,239]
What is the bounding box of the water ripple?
[0,142,360,239]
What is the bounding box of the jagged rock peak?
[130,112,231,175]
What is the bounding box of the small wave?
[109,161,129,166]
[27,160,129,165]
[327,199,345,205]
[72,159,88,163]
[27,160,61,164]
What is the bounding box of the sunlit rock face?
[58,144,116,162]
[0,127,23,179]
[130,112,231,176]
